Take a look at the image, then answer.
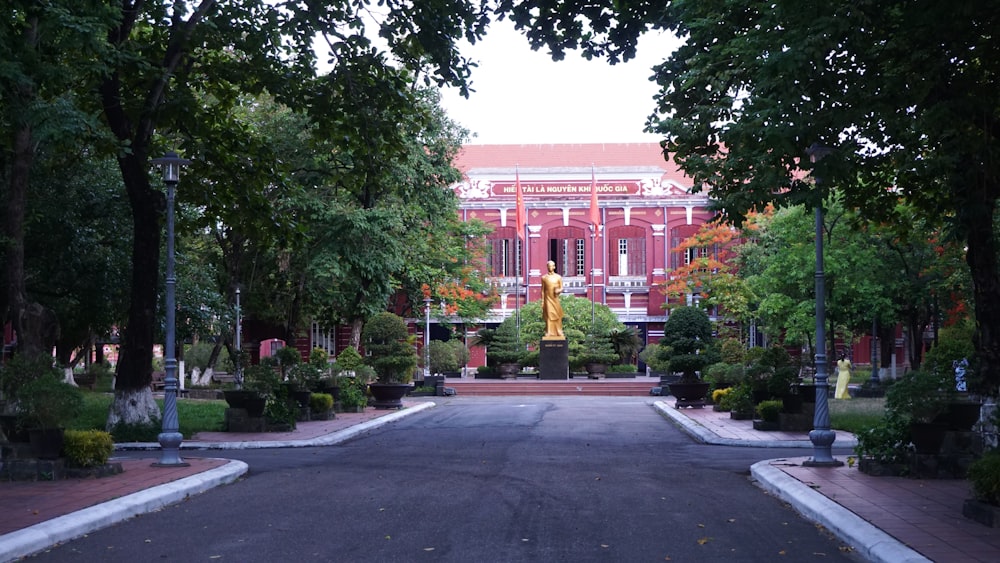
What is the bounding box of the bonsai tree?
[608,326,643,365]
[362,312,416,384]
[16,371,84,430]
[333,346,365,375]
[576,331,619,369]
[486,322,523,366]
[655,306,715,383]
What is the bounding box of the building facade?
[451,143,714,364]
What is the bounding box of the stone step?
[447,380,658,397]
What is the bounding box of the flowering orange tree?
[661,219,758,337]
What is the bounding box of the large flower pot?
[28,427,65,460]
[585,363,608,379]
[368,383,410,409]
[910,422,949,455]
[668,381,710,408]
[223,390,266,418]
[498,363,520,379]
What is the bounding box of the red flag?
[589,166,600,234]
[515,166,525,240]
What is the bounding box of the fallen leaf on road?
[697,537,710,545]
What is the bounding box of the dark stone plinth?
[1,458,66,481]
[539,338,569,380]
[964,499,1000,527]
[779,412,813,432]
[225,408,266,432]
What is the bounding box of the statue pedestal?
[539,338,569,380]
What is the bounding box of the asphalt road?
[30,397,863,562]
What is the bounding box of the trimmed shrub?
[755,399,783,423]
[63,429,114,467]
[310,393,334,412]
[969,450,1000,506]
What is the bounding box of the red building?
[449,143,714,367]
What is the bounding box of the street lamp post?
[804,143,843,468]
[424,296,432,379]
[235,287,243,388]
[151,151,190,468]
[870,318,879,384]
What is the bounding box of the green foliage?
[428,340,465,373]
[108,421,160,443]
[484,322,523,365]
[718,338,745,365]
[63,429,114,468]
[854,416,910,466]
[363,312,417,383]
[755,399,783,423]
[334,346,365,372]
[275,346,301,369]
[338,382,368,409]
[607,326,643,365]
[309,393,334,412]
[766,367,800,399]
[655,306,714,381]
[1,354,57,399]
[922,322,975,379]
[725,382,755,415]
[608,364,637,373]
[243,365,281,396]
[968,450,1000,506]
[16,373,84,429]
[885,370,956,424]
[577,331,619,366]
[265,385,297,429]
[309,348,330,370]
[502,296,624,352]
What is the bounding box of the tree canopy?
[512,1,1000,394]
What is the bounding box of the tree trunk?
[109,152,163,423]
[106,387,160,430]
[350,318,363,349]
[966,197,1000,397]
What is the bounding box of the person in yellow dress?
[835,352,852,399]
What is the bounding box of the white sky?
[439,21,683,145]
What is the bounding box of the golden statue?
[541,260,565,339]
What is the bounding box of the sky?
[438,21,683,145]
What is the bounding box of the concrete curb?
[116,401,436,451]
[0,459,249,563]
[652,400,858,449]
[751,460,931,563]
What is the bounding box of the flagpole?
[590,164,599,328]
[515,165,523,351]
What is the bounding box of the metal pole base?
[803,428,844,467]
[152,431,190,467]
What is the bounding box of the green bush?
[16,373,84,429]
[363,312,417,383]
[310,393,334,412]
[854,416,910,465]
[968,450,1000,506]
[63,429,114,467]
[755,399,783,422]
[339,383,367,408]
[334,346,365,372]
[109,421,160,443]
[608,363,637,373]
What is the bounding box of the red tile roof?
[455,143,693,187]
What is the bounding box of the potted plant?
[659,307,714,408]
[227,364,275,418]
[363,312,417,409]
[16,371,84,459]
[577,331,619,379]
[963,449,1000,527]
[887,369,956,454]
[486,323,523,379]
[309,393,335,420]
[753,399,783,431]
[727,382,755,420]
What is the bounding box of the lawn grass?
[70,391,226,439]
[830,397,885,434]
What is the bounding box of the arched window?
[548,226,586,276]
[607,225,645,276]
[488,226,522,277]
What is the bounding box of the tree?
[67,0,493,427]
[1,2,116,359]
[511,2,1000,395]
